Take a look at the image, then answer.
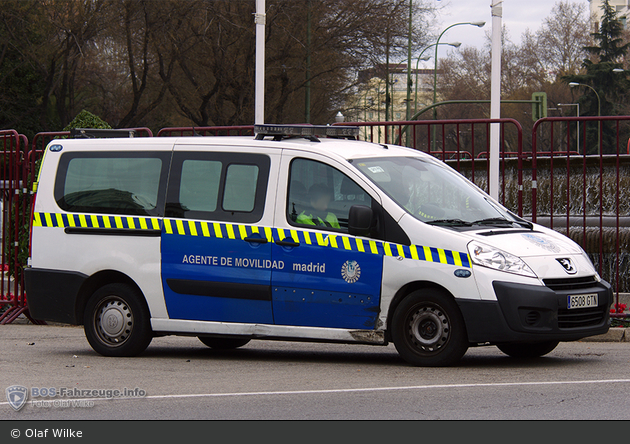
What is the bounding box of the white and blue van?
[25,125,612,366]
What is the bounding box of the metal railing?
[531,116,630,313]
[157,126,254,137]
[334,119,525,215]
[0,130,43,324]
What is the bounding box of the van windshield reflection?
[352,156,527,228]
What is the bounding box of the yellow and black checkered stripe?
[32,212,162,231]
[33,212,471,268]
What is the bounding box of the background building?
[590,0,629,29]
[349,64,442,123]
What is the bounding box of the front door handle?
[276,238,300,247]
[244,236,268,244]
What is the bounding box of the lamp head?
[471,21,486,27]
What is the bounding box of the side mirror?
[348,205,373,237]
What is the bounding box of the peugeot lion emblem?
[6,385,28,411]
[557,258,577,274]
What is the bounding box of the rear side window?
[54,152,171,216]
[223,164,259,212]
[179,160,222,212]
[166,152,269,223]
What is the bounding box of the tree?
[521,1,591,84]
[563,0,630,153]
[0,1,54,138]
[0,0,437,132]
[434,1,595,155]
[148,0,434,127]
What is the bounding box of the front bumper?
[458,278,612,344]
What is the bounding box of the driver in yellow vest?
[296,183,340,228]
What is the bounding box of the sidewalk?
[581,328,630,342]
[593,292,630,342]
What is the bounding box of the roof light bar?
[71,128,137,139]
[254,124,360,140]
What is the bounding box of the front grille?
[543,276,598,291]
[558,306,607,329]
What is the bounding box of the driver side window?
[287,158,371,232]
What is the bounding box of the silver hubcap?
[95,298,133,346]
[408,306,449,352]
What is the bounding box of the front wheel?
[391,289,468,367]
[84,283,153,357]
[496,341,559,358]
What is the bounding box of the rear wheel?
[198,336,251,350]
[391,289,468,366]
[84,283,152,357]
[496,341,559,358]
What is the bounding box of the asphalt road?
[2,324,630,421]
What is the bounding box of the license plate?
[567,293,598,309]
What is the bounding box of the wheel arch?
[385,280,457,342]
[75,270,146,325]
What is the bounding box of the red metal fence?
[1,119,628,323]
[335,119,526,214]
[0,130,42,324]
[530,116,630,315]
[157,126,254,137]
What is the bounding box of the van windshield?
[352,156,529,228]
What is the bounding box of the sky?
[425,0,590,61]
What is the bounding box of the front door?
[271,155,384,329]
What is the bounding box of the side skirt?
[150,319,386,345]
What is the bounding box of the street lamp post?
[406,0,413,122]
[569,82,600,154]
[429,21,484,153]
[432,21,485,120]
[569,82,600,116]
[414,42,460,115]
[254,0,266,124]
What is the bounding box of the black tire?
[391,289,469,367]
[496,341,559,358]
[84,283,153,357]
[198,336,251,350]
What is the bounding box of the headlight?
[468,241,537,278]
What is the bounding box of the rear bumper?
[24,268,87,325]
[458,279,612,344]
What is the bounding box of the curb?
[580,327,629,342]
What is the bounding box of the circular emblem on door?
[341,260,361,283]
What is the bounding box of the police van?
[24,125,612,366]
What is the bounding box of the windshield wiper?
[513,218,533,229]
[474,217,534,230]
[426,219,473,227]
[472,217,515,226]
